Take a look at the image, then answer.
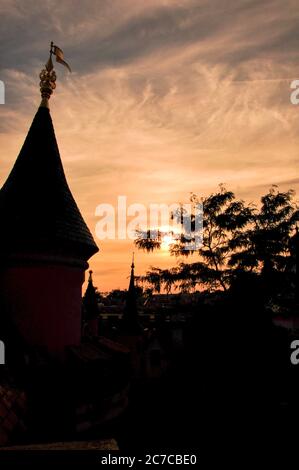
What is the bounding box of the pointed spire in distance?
[128,252,136,293]
[122,253,142,334]
[83,268,99,320]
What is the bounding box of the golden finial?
[39,42,56,108]
[39,42,71,108]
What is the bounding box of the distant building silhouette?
[82,270,100,336]
[122,254,142,335]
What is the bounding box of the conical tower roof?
[0,52,98,261]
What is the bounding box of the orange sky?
[0,0,298,291]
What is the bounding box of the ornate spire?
[39,42,56,108]
[39,42,71,109]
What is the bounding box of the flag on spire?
[52,44,72,72]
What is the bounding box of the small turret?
[82,270,100,336]
[122,253,142,334]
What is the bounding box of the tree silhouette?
[230,186,298,272]
[135,186,298,297]
[229,186,298,306]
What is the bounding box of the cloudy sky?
[0,0,298,291]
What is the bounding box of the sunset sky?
[0,0,298,291]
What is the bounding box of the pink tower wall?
[0,263,85,356]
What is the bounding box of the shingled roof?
[0,106,99,260]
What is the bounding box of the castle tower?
[0,45,98,356]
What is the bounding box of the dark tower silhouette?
[82,270,100,336]
[0,49,98,356]
[122,253,142,334]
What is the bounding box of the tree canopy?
[135,186,298,307]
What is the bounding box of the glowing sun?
[161,234,176,251]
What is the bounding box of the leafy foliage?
[135,186,298,299]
